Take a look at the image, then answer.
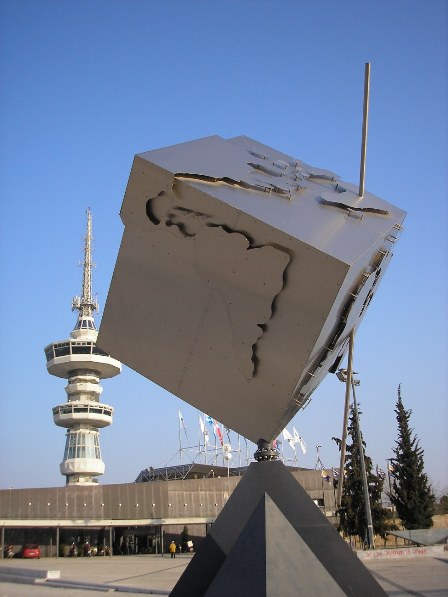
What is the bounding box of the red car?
[17,544,40,559]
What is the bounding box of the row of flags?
[179,410,393,482]
[321,466,390,484]
[321,465,392,484]
[179,410,308,457]
[180,410,225,446]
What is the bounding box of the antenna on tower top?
[72,207,99,318]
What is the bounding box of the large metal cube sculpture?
[98,135,405,442]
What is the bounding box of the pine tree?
[338,403,388,542]
[389,385,435,529]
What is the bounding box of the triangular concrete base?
[205,493,346,597]
[169,460,386,596]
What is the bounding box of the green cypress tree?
[389,385,435,529]
[180,525,190,552]
[338,404,388,542]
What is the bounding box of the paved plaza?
[0,553,447,596]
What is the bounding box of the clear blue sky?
[0,0,446,494]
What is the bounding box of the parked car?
[17,544,40,559]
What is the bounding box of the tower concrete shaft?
[45,209,121,486]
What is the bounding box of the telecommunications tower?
[44,209,121,485]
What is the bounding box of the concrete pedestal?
[170,460,386,596]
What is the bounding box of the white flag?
[282,428,295,450]
[293,427,307,455]
[199,414,209,444]
[178,410,188,440]
[199,414,205,434]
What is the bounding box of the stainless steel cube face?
[98,135,406,442]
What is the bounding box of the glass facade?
[53,404,113,417]
[63,431,101,460]
[75,318,96,330]
[45,341,111,362]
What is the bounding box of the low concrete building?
[0,465,337,557]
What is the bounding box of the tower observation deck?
[45,209,121,485]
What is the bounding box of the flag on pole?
[199,414,205,434]
[199,414,209,444]
[178,410,189,440]
[377,466,386,480]
[214,420,224,446]
[332,468,340,487]
[282,428,295,450]
[293,427,307,455]
[321,468,331,482]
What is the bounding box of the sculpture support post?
[254,439,279,462]
[352,381,375,549]
[359,62,371,198]
[336,328,355,508]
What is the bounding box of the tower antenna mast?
[72,207,99,318]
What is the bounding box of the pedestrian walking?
[169,541,177,558]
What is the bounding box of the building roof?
[134,462,308,482]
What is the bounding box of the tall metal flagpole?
[214,423,218,465]
[204,415,207,465]
[178,414,182,464]
[197,410,202,462]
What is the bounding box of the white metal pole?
[197,411,202,462]
[214,426,218,464]
[337,328,355,507]
[359,62,371,198]
[352,382,375,549]
[178,417,182,463]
